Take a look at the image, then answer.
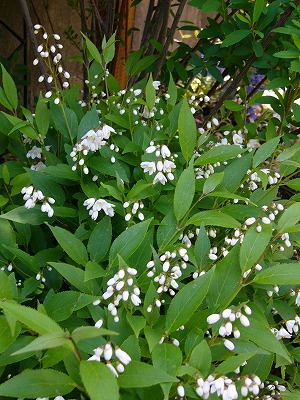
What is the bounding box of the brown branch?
[154,0,189,80]
[19,0,52,92]
[90,0,107,36]
[199,0,300,126]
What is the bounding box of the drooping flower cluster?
[21,186,55,217]
[70,124,116,174]
[246,168,281,191]
[146,248,189,310]
[207,305,252,351]
[101,267,141,322]
[88,342,131,377]
[83,198,115,220]
[33,24,70,103]
[141,142,176,185]
[195,373,263,399]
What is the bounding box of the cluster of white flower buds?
[195,373,263,399]
[123,200,145,222]
[36,396,65,400]
[207,305,252,351]
[87,342,131,377]
[21,186,55,217]
[33,24,70,103]
[194,162,220,180]
[146,248,188,309]
[101,267,141,322]
[83,198,115,220]
[141,142,176,185]
[246,168,280,191]
[70,125,116,174]
[0,263,13,272]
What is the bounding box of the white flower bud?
[245,217,256,226]
[240,315,250,327]
[115,347,131,365]
[207,314,220,324]
[177,385,185,397]
[224,339,235,351]
[261,217,271,224]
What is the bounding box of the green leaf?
[0,86,13,111]
[35,96,49,138]
[12,332,69,355]
[203,172,224,194]
[216,352,257,375]
[51,103,78,140]
[118,361,178,388]
[80,361,119,400]
[78,108,99,139]
[253,0,264,23]
[202,0,221,12]
[82,33,103,64]
[187,210,240,228]
[49,225,88,266]
[27,169,66,204]
[0,271,13,300]
[178,98,197,162]
[273,50,300,59]
[88,216,112,263]
[85,261,107,281]
[0,219,17,259]
[239,318,291,363]
[195,145,246,166]
[0,369,76,398]
[253,263,300,285]
[44,291,95,321]
[1,64,18,110]
[165,267,214,333]
[253,137,280,168]
[267,77,291,90]
[223,100,244,111]
[109,218,152,267]
[145,74,156,111]
[0,316,20,353]
[189,340,211,376]
[103,33,116,64]
[277,203,300,233]
[72,326,118,342]
[194,224,210,269]
[152,344,182,399]
[0,301,63,335]
[167,73,177,106]
[221,30,250,47]
[206,245,241,311]
[293,103,300,122]
[174,161,195,220]
[241,353,273,381]
[49,262,97,294]
[287,178,300,191]
[0,206,47,225]
[240,224,272,272]
[126,315,146,338]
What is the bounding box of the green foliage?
[0,7,300,398]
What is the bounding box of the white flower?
[244,217,256,226]
[161,145,171,158]
[152,80,161,90]
[104,343,113,361]
[26,146,43,159]
[133,89,142,96]
[106,362,118,377]
[95,319,103,328]
[240,314,250,327]
[45,91,52,98]
[140,161,156,175]
[153,172,167,185]
[131,293,141,306]
[115,347,131,365]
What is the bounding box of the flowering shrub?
[0,23,300,400]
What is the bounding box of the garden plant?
[0,0,300,399]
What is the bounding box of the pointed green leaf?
[221,30,250,47]
[253,137,280,168]
[117,361,178,388]
[146,74,156,111]
[277,203,300,233]
[0,206,47,225]
[240,224,272,272]
[80,361,119,400]
[195,145,246,166]
[187,210,240,228]
[178,99,197,162]
[165,267,214,333]
[253,0,264,23]
[109,218,153,267]
[216,352,257,375]
[174,161,195,220]
[49,225,88,266]
[1,64,18,110]
[0,301,63,335]
[203,172,224,194]
[189,340,212,376]
[0,369,76,398]
[35,96,49,138]
[12,332,69,355]
[88,216,112,263]
[253,263,300,285]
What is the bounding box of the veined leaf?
[80,361,119,400]
[221,30,250,47]
[0,301,63,335]
[187,210,240,228]
[178,99,197,162]
[174,161,195,220]
[195,145,246,166]
[253,263,300,285]
[1,64,18,110]
[277,203,300,233]
[0,369,76,398]
[12,332,69,355]
[165,267,214,333]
